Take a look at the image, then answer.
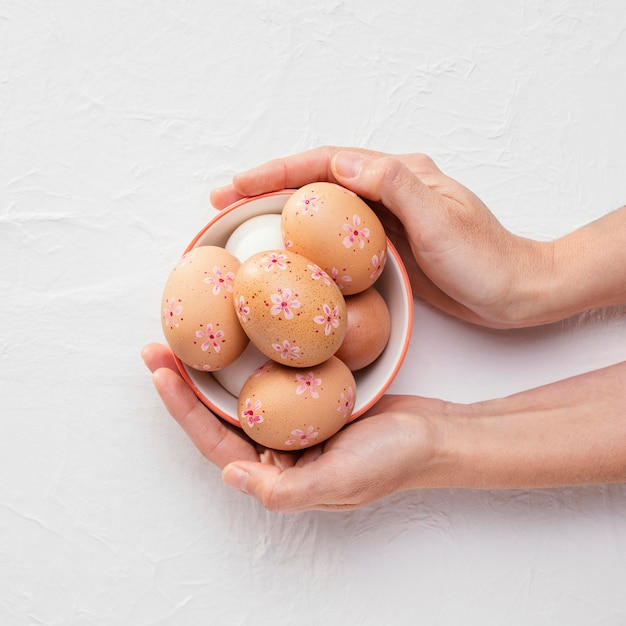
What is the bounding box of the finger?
[330,151,442,228]
[209,185,246,211]
[152,367,259,468]
[232,146,337,197]
[210,147,402,210]
[221,461,326,513]
[141,342,178,373]
[259,447,299,471]
[222,455,370,513]
[209,147,341,210]
[230,146,385,198]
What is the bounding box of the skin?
[144,146,626,512]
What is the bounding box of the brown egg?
[281,182,387,295]
[238,357,356,450]
[232,249,347,367]
[335,287,391,371]
[161,246,249,371]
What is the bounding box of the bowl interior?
[176,190,413,427]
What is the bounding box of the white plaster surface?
[2,1,625,624]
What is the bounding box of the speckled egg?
[334,287,391,371]
[232,249,347,367]
[161,245,249,371]
[238,357,356,450]
[281,182,388,295]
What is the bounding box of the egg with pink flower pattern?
[161,246,249,371]
[281,182,387,295]
[238,356,356,450]
[232,248,347,367]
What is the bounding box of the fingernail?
[333,151,366,179]
[209,184,230,199]
[222,464,249,494]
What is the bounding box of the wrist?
[551,208,626,315]
[505,207,626,327]
[414,396,581,490]
[422,406,567,491]
[399,401,481,490]
[417,361,626,490]
[501,236,559,328]
[416,410,487,490]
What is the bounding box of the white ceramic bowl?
[175,190,413,427]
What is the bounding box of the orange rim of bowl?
[349,236,413,419]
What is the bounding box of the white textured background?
[2,1,626,624]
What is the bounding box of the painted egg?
[281,182,387,295]
[161,246,249,371]
[238,357,356,450]
[334,287,391,371]
[232,249,347,367]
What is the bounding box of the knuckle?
[378,156,406,185]
[413,152,436,168]
[376,156,416,200]
[319,143,338,154]
[404,152,439,176]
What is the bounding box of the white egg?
[225,214,284,262]
[211,337,268,397]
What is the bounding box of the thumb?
[222,460,355,513]
[330,151,441,226]
[222,461,309,513]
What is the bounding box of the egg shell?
[238,357,356,450]
[211,340,267,397]
[335,287,391,371]
[232,249,347,367]
[281,182,388,295]
[225,213,285,263]
[161,246,249,371]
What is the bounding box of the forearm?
[428,361,626,489]
[517,206,626,326]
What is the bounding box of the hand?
[141,342,445,512]
[143,344,626,507]
[211,146,552,328]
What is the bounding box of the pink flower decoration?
[297,193,320,214]
[308,264,332,285]
[370,250,386,280]
[163,298,183,329]
[285,425,319,447]
[281,229,293,248]
[253,362,273,377]
[195,323,224,353]
[236,295,250,323]
[295,372,322,398]
[342,215,370,249]
[204,266,235,295]
[272,339,301,360]
[270,288,301,320]
[338,386,355,420]
[262,252,289,272]
[313,303,341,336]
[241,398,263,427]
[331,267,352,290]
